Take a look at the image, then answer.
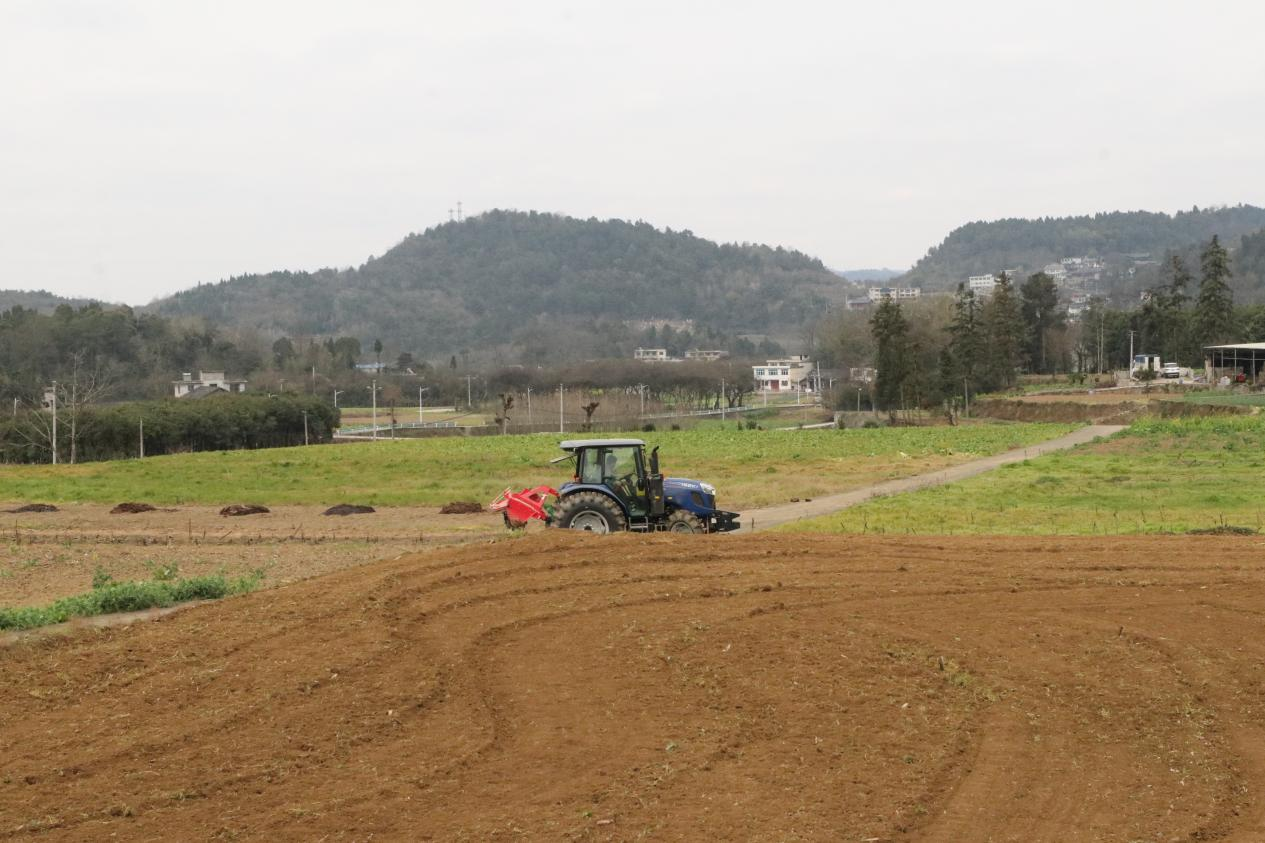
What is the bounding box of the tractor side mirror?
[649,446,660,475]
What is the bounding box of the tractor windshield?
[578,446,640,485]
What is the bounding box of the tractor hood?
[664,477,716,498]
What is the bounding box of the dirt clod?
[110,502,157,514]
[322,504,375,517]
[219,505,271,517]
[1187,525,1257,536]
[6,504,58,513]
[439,501,484,515]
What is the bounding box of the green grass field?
[788,416,1265,535]
[0,424,1076,510]
[1181,392,1265,407]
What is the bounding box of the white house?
[173,371,247,398]
[634,347,669,362]
[684,349,728,361]
[866,286,921,303]
[968,274,997,296]
[753,355,814,392]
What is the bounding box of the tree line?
[860,236,1242,413]
[0,394,336,464]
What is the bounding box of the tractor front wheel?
[554,492,628,534]
[665,510,706,534]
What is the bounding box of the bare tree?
[581,401,600,432]
[495,393,514,434]
[18,354,113,464]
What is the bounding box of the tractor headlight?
[700,482,716,496]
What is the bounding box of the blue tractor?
[549,438,739,534]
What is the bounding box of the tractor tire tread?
[666,510,707,534]
[554,491,628,533]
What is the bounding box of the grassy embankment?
[0,424,1077,511]
[788,416,1265,535]
[0,569,262,631]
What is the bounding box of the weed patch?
[0,570,263,631]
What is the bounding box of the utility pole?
[857,387,862,413]
[1099,310,1106,374]
[637,383,645,417]
[526,387,533,428]
[50,380,57,465]
[418,386,428,423]
[466,375,473,409]
[721,378,726,421]
[311,366,316,394]
[139,417,144,459]
[302,411,309,445]
[1128,330,1137,376]
[963,377,970,418]
[558,384,564,433]
[333,389,344,408]
[371,379,378,440]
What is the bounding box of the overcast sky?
[3,1,1264,305]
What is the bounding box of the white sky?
[3,0,1264,305]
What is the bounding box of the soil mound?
[322,503,375,516]
[219,504,271,517]
[5,503,58,513]
[110,502,157,514]
[1187,524,1257,535]
[439,501,484,514]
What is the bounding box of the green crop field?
[0,423,1075,510]
[788,416,1265,535]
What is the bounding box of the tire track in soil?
[3,533,1265,841]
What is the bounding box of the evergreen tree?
[869,297,911,411]
[1195,235,1235,347]
[947,283,983,396]
[1019,272,1062,374]
[1140,255,1192,363]
[981,273,1025,388]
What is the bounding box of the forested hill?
[151,211,848,355]
[0,289,98,313]
[902,205,1265,290]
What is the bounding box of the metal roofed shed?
[1205,343,1265,384]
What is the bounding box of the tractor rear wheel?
[665,510,706,534]
[554,492,627,534]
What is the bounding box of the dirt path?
[3,532,1265,841]
[739,423,1125,531]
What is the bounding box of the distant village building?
[626,318,697,333]
[173,371,247,399]
[634,347,670,362]
[968,274,997,296]
[866,286,921,303]
[753,355,815,392]
[683,349,728,361]
[849,366,877,383]
[1042,263,1068,281]
[355,362,387,374]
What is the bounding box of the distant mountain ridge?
[834,268,905,283]
[150,210,849,355]
[0,289,100,313]
[902,205,1265,294]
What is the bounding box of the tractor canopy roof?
[558,438,645,451]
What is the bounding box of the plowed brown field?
[4,533,1265,841]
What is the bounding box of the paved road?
[737,424,1126,532]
